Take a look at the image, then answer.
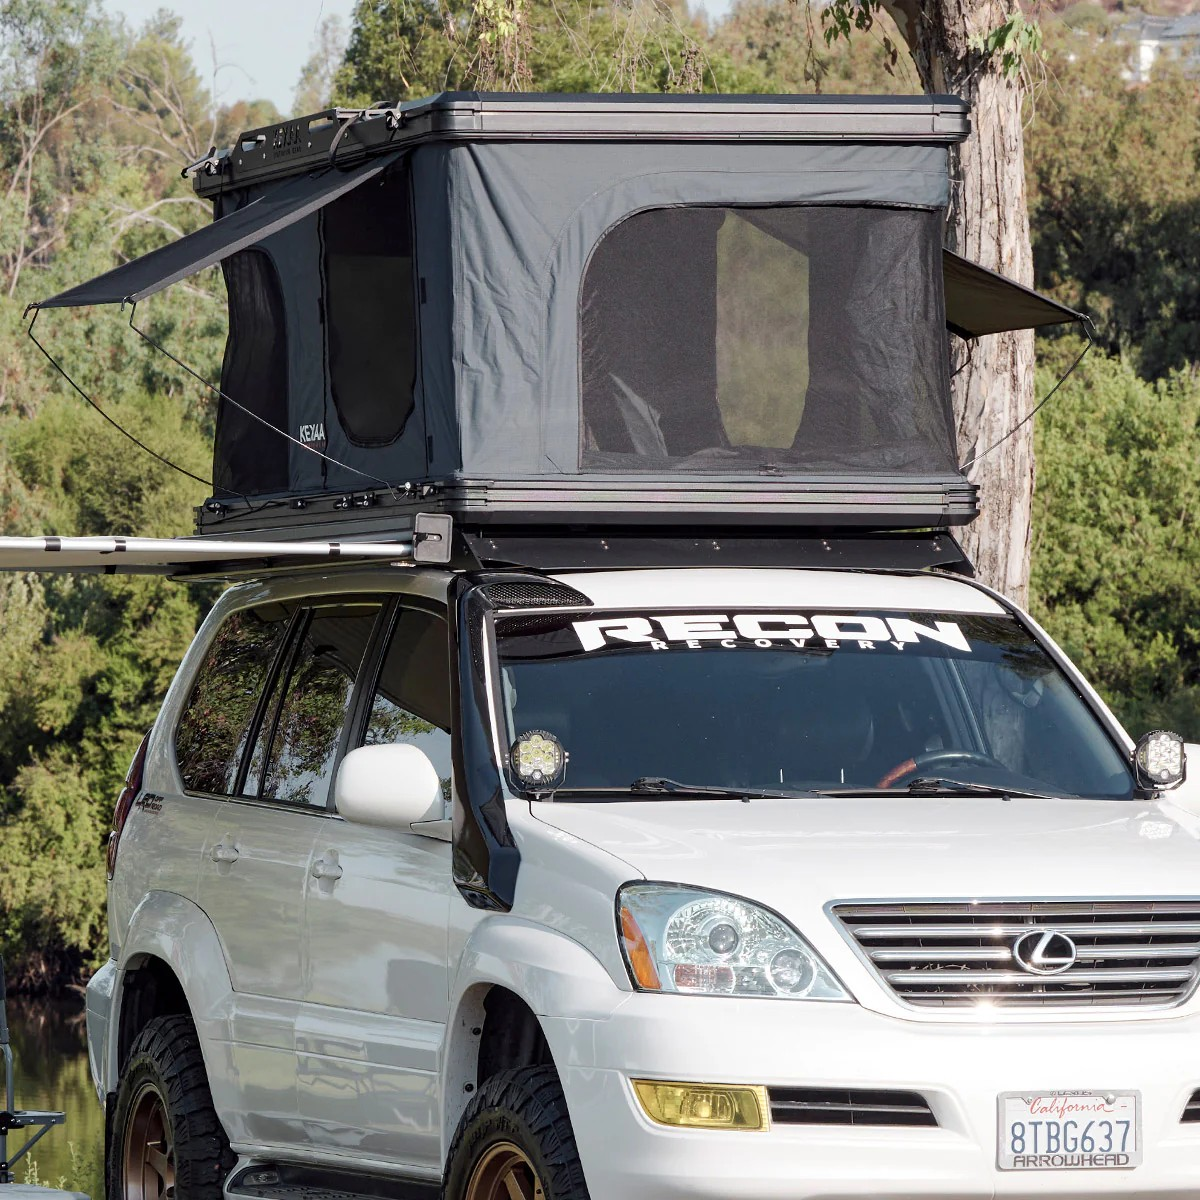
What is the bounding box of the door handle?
[311,853,343,882]
[211,842,239,864]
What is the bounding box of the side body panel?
[298,826,452,1170]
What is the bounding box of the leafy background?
[0,0,1198,986]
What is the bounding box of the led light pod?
[510,729,567,789]
[1134,729,1186,791]
[617,883,849,1001]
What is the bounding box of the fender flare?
[441,916,630,1150]
[107,891,234,1094]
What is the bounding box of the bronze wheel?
[444,1066,589,1200]
[108,1014,233,1200]
[121,1081,175,1200]
[465,1141,545,1200]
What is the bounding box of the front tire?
[108,1014,234,1200]
[444,1066,590,1200]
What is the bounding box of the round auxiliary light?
[510,730,567,789]
[1134,729,1186,791]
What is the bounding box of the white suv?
[86,562,1200,1200]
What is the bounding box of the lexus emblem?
[1012,929,1078,975]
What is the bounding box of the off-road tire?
[107,1013,234,1200]
[443,1065,590,1200]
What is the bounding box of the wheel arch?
[107,892,234,1099]
[441,917,628,1154]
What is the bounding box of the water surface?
[7,996,104,1198]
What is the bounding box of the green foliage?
[0,391,207,986]
[1028,29,1200,380]
[1030,350,1200,739]
[334,0,764,102]
[969,11,1042,80]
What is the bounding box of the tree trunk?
[881,0,1036,605]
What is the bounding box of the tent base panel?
[459,528,972,573]
[195,473,979,542]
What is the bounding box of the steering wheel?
[876,748,1007,789]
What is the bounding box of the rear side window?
[363,607,452,794]
[175,604,293,795]
[322,161,416,446]
[246,601,384,807]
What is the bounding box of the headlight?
[617,883,849,1001]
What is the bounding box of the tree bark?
[881,0,1036,605]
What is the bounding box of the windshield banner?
[570,613,972,653]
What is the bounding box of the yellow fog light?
[632,1080,770,1131]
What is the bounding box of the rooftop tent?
[30,93,1084,540]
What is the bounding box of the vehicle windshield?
[492,608,1135,801]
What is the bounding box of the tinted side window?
[322,162,416,446]
[363,608,452,795]
[248,601,384,807]
[175,604,293,795]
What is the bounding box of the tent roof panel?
[193,92,972,198]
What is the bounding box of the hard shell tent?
[31,93,1082,543]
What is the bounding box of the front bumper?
[542,995,1200,1199]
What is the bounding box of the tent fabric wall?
[437,140,952,478]
[215,161,428,497]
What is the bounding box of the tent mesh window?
[580,205,956,476]
[321,160,417,446]
[215,248,289,497]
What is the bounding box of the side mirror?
[335,744,445,833]
[1133,730,1187,792]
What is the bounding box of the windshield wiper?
[817,777,1058,800]
[628,777,804,799]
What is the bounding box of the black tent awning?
[30,151,403,310]
[943,249,1081,338]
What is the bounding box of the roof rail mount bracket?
[413,512,454,565]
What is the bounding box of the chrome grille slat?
[885,967,1195,985]
[850,921,1200,939]
[835,900,1200,1010]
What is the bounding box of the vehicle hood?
[532,794,1200,900]
[531,795,1200,1015]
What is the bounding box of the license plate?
[997,1091,1141,1170]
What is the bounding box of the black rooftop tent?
[31,93,1083,544]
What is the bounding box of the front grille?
[769,1087,936,1127]
[834,901,1200,1009]
[1182,1090,1200,1123]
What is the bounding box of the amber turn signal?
[619,903,662,990]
